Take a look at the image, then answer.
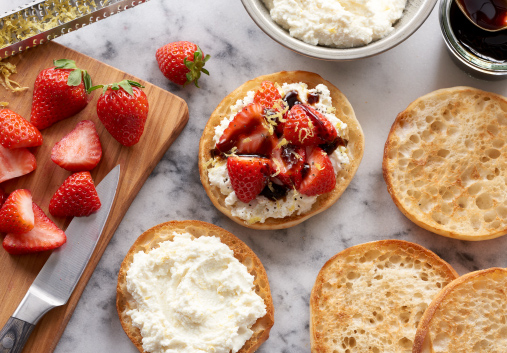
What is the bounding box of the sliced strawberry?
[270,144,306,189]
[0,189,34,234]
[227,156,270,203]
[51,120,102,171]
[3,203,66,255]
[284,104,337,146]
[0,145,37,183]
[299,147,336,196]
[253,81,282,110]
[235,123,276,156]
[0,109,43,148]
[49,171,101,217]
[216,103,268,153]
[0,187,7,208]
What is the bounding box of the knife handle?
[0,317,34,353]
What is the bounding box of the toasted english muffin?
[116,220,274,353]
[413,267,507,353]
[198,71,364,230]
[310,240,458,353]
[383,87,507,241]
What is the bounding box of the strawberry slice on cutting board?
[0,145,37,183]
[3,202,66,255]
[51,120,102,171]
[0,189,34,234]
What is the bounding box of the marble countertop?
[3,0,507,352]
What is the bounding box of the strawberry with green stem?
[156,41,210,87]
[88,80,149,147]
[30,59,92,130]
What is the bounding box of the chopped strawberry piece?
[49,171,101,217]
[227,156,270,203]
[0,145,37,183]
[270,144,306,190]
[299,147,336,196]
[51,120,102,171]
[0,189,34,234]
[216,103,276,155]
[284,104,337,147]
[3,203,66,254]
[253,81,282,110]
[0,187,7,208]
[0,109,43,149]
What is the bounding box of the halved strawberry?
[227,156,270,203]
[216,103,273,155]
[253,81,282,110]
[3,202,66,255]
[0,109,43,148]
[0,145,37,183]
[0,187,7,208]
[270,144,306,190]
[299,147,336,196]
[0,189,34,234]
[51,120,102,171]
[284,104,337,146]
[49,171,101,217]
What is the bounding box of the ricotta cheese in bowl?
[262,0,408,48]
[207,82,350,224]
[125,232,267,353]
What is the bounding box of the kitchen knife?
[0,164,120,353]
[0,0,151,59]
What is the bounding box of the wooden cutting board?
[0,41,188,353]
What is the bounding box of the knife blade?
[0,165,120,353]
[0,0,150,59]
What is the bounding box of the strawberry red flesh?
[0,109,43,148]
[284,104,337,147]
[0,189,34,234]
[3,202,66,255]
[270,144,306,190]
[97,86,149,147]
[299,147,336,196]
[253,81,282,110]
[49,171,101,217]
[0,145,36,183]
[51,120,102,171]
[30,66,89,130]
[227,156,270,203]
[0,187,6,208]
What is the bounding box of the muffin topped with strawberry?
[199,71,364,229]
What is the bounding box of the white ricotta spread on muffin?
[207,82,350,224]
[125,233,266,353]
[262,0,407,48]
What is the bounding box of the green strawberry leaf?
[82,70,92,91]
[54,59,77,69]
[182,45,210,88]
[119,80,134,95]
[67,69,83,86]
[87,84,103,94]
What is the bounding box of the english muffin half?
[117,220,274,353]
[310,240,458,353]
[383,87,507,240]
[199,71,364,229]
[413,267,507,353]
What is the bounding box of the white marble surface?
[3,0,507,352]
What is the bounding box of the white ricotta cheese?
[208,82,350,224]
[262,0,407,48]
[125,233,266,353]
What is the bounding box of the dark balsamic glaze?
[283,91,302,109]
[301,163,310,180]
[307,92,320,104]
[456,0,507,31]
[260,182,289,201]
[451,0,507,63]
[320,136,347,155]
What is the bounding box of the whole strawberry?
[90,80,149,147]
[30,59,92,130]
[0,109,42,148]
[49,171,101,217]
[156,41,210,87]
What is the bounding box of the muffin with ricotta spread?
[116,220,274,353]
[199,71,364,229]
